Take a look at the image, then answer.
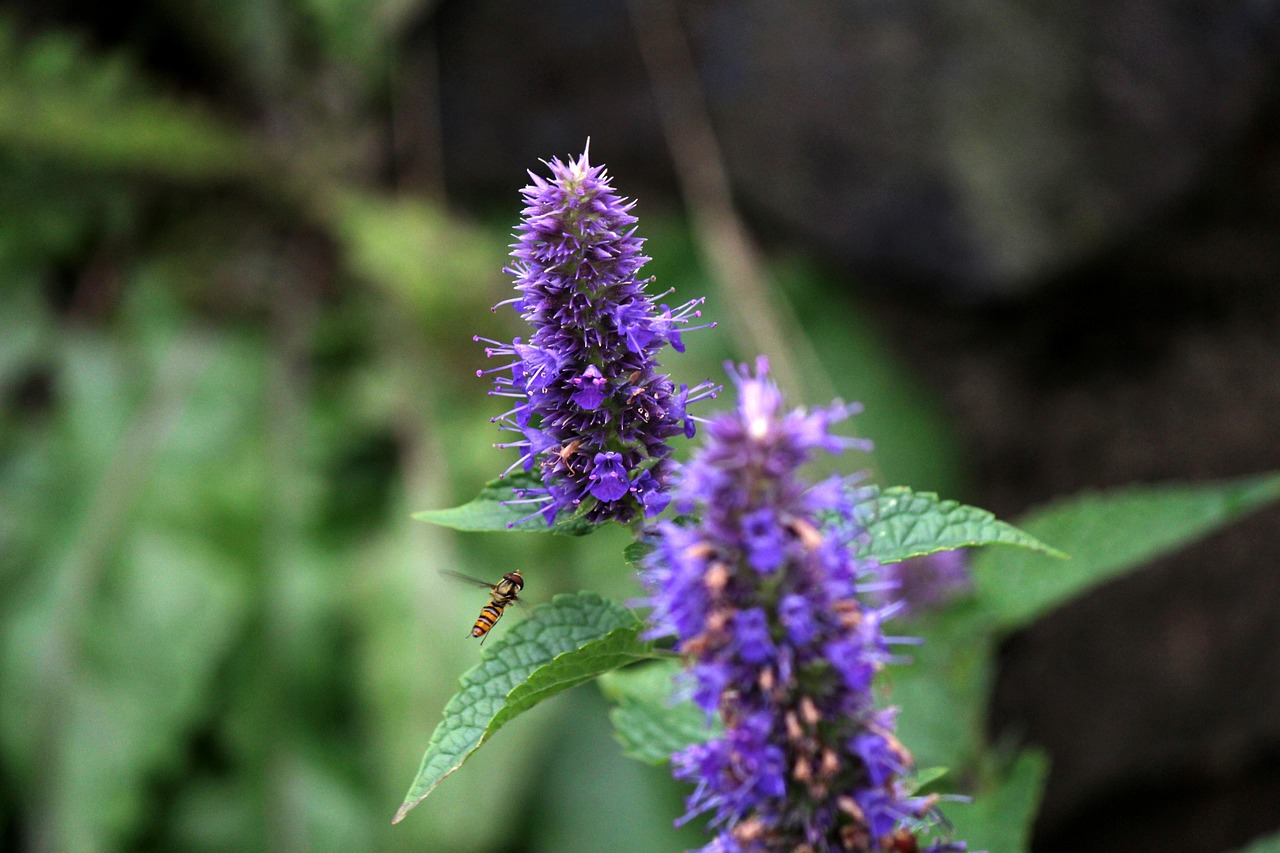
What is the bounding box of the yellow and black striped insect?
[442,569,524,643]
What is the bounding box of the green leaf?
[622,539,655,566]
[393,592,659,823]
[854,486,1066,565]
[525,687,708,853]
[622,516,695,566]
[412,471,596,536]
[1232,830,1280,853]
[947,750,1049,853]
[889,601,994,774]
[975,473,1280,630]
[599,659,720,765]
[900,766,949,794]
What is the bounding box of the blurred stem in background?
[627,0,829,404]
[627,0,965,495]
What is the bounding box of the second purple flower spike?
[642,358,973,853]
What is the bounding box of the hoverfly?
[442,569,524,643]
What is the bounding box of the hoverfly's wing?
[440,569,497,589]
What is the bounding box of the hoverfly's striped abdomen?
[470,604,504,639]
[467,570,523,643]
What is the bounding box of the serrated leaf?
[599,659,720,765]
[974,472,1280,630]
[947,750,1049,853]
[853,486,1066,565]
[393,592,659,823]
[412,470,596,536]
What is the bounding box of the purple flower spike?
[480,145,717,525]
[641,358,974,853]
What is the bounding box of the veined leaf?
[412,470,595,536]
[393,592,659,823]
[975,472,1280,630]
[853,486,1066,565]
[599,659,719,766]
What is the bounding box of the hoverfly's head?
[505,570,524,590]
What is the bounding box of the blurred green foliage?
[0,9,687,851]
[0,7,963,852]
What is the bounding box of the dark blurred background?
[2,1,1279,851]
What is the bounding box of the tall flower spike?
[479,146,716,525]
[642,358,974,853]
